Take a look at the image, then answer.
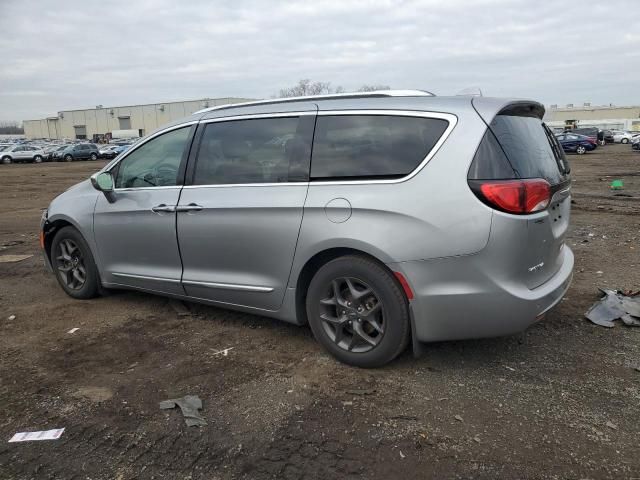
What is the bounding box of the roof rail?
[193,90,435,115]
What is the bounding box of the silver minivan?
[41,91,573,367]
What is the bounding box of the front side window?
[193,116,312,185]
[310,115,449,179]
[115,126,190,188]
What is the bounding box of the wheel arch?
[293,246,404,327]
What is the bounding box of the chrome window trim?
[310,110,457,186]
[199,111,315,124]
[113,185,182,192]
[187,109,457,188]
[103,120,198,175]
[182,279,274,293]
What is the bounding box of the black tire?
[89,153,98,160]
[621,138,629,144]
[64,154,73,162]
[33,155,43,163]
[51,226,100,299]
[1,156,11,164]
[576,146,586,155]
[306,255,410,368]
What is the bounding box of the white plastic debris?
[211,347,233,357]
[7,315,16,321]
[67,328,79,334]
[9,428,64,443]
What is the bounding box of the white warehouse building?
[23,97,254,140]
[544,104,640,132]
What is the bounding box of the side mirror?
[91,172,114,192]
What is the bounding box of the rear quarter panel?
[290,102,492,285]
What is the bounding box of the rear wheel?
[89,153,98,160]
[306,255,410,368]
[598,139,605,146]
[51,227,100,299]
[64,154,73,162]
[576,145,586,155]
[33,155,43,163]
[621,138,629,144]
[1,156,11,164]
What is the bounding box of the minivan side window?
[193,116,313,185]
[114,126,190,188]
[310,115,449,179]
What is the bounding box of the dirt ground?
[0,145,639,480]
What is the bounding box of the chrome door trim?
[114,185,182,193]
[112,272,181,283]
[182,279,274,293]
[181,182,309,190]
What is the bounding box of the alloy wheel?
[55,239,86,290]
[318,277,385,353]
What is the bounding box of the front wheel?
[576,145,586,155]
[1,156,11,164]
[306,255,410,368]
[621,138,629,144]
[33,155,43,163]
[598,139,605,146]
[51,227,100,299]
[64,154,73,162]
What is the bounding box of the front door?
[94,124,194,295]
[177,112,315,311]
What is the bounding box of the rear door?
[177,110,315,310]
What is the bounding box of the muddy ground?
[0,145,639,480]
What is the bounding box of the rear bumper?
[390,245,574,343]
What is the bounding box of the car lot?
[0,145,639,479]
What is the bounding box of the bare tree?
[277,79,345,98]
[0,121,24,135]
[358,85,391,92]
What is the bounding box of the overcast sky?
[1,0,638,122]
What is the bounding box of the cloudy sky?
[1,0,638,122]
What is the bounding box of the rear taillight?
[470,179,551,214]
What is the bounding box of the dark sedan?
[555,133,597,155]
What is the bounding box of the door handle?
[175,203,203,212]
[151,204,176,213]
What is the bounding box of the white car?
[611,130,634,144]
[0,145,46,164]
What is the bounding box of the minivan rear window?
[469,114,568,185]
[310,115,449,180]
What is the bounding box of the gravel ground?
[0,145,639,479]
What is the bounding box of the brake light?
[471,179,551,214]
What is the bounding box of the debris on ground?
[345,388,376,396]
[585,289,640,328]
[0,254,33,263]
[160,395,206,427]
[9,428,65,443]
[211,347,234,357]
[610,180,624,190]
[67,328,79,334]
[7,315,16,321]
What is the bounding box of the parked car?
[632,135,640,151]
[111,144,131,157]
[571,127,599,144]
[49,145,69,161]
[601,130,615,145]
[40,92,573,367]
[57,143,100,162]
[98,145,120,159]
[555,133,596,154]
[611,130,634,144]
[1,145,45,164]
